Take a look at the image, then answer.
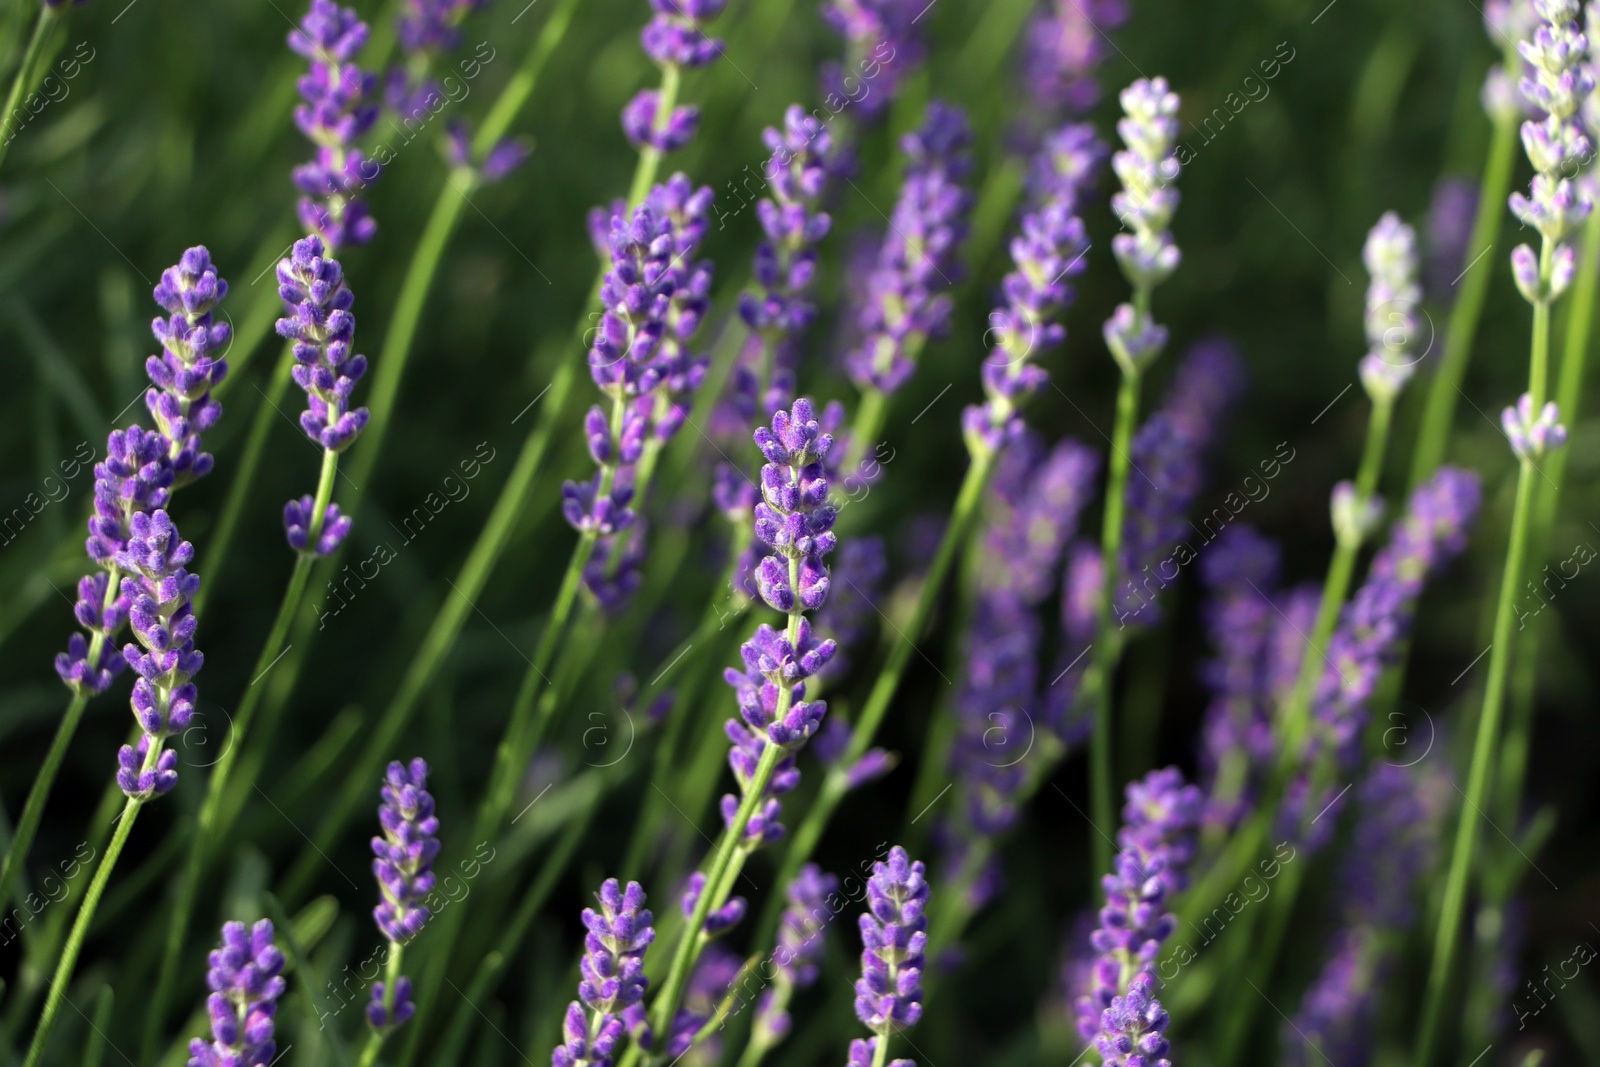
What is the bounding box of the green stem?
[1415,455,1538,1067]
[1087,367,1141,879]
[1276,395,1393,776]
[0,7,56,173]
[643,743,785,1056]
[139,452,334,1063]
[627,62,681,208]
[1497,205,1600,821]
[1406,109,1519,489]
[356,944,405,1067]
[0,554,118,929]
[22,798,141,1067]
[754,451,996,948]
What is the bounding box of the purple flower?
[552,879,655,1067]
[284,496,352,556]
[1115,339,1244,626]
[276,235,366,553]
[940,435,1098,873]
[568,177,715,606]
[680,870,747,935]
[663,944,742,1058]
[1075,768,1200,1043]
[1197,525,1282,833]
[1506,0,1593,303]
[754,865,839,1044]
[1286,468,1481,845]
[642,0,728,67]
[965,123,1095,453]
[820,0,926,122]
[146,246,231,486]
[854,846,928,1036]
[845,102,974,394]
[731,106,838,416]
[289,0,380,248]
[1096,971,1171,1067]
[372,758,440,945]
[1021,0,1129,118]
[115,509,202,801]
[751,399,838,614]
[1042,541,1103,741]
[187,920,286,1067]
[1425,176,1480,302]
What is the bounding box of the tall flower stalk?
[1275,213,1423,778]
[632,399,839,1066]
[24,509,206,1067]
[1419,5,1589,1056]
[1086,76,1182,877]
[0,246,229,960]
[846,846,929,1067]
[1408,1,1535,487]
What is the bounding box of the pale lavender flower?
[1285,468,1480,844]
[187,920,286,1067]
[1502,392,1569,457]
[1105,77,1181,375]
[1506,0,1593,304]
[289,0,380,248]
[1358,212,1424,401]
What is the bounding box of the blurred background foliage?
[0,0,1596,1063]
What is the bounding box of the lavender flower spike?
[1358,212,1423,401]
[1075,768,1200,1044]
[623,0,727,153]
[56,427,173,694]
[845,102,974,395]
[367,758,439,1031]
[851,846,928,1063]
[275,235,367,555]
[821,0,926,123]
[147,246,231,486]
[753,864,839,1046]
[551,879,655,1067]
[1507,0,1593,305]
[964,120,1094,455]
[719,399,839,847]
[116,509,202,800]
[1105,77,1181,375]
[188,920,287,1067]
[1502,392,1568,458]
[289,0,380,248]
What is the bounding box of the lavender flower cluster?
[624,0,727,153]
[1074,769,1201,1057]
[845,102,974,395]
[289,0,381,249]
[566,176,715,607]
[552,879,655,1067]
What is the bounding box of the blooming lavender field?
[0,0,1595,1064]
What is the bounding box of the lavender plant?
[9,3,1600,1065]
